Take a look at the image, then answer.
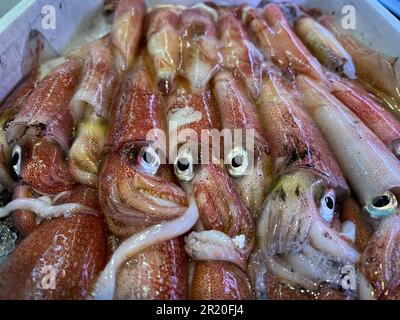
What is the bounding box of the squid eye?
[320,190,336,223]
[390,138,400,160]
[365,191,398,219]
[137,146,160,175]
[174,149,195,182]
[11,145,22,177]
[226,147,249,178]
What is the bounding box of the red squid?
[93,53,195,300]
[6,59,82,196]
[359,210,400,300]
[0,186,107,300]
[242,4,327,82]
[212,70,272,217]
[0,71,40,202]
[252,65,360,300]
[217,8,264,99]
[297,75,400,220]
[319,15,400,119]
[112,0,146,73]
[179,4,222,92]
[166,76,254,299]
[68,37,117,187]
[328,75,400,160]
[146,5,182,96]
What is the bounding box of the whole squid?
[242,3,327,82]
[0,186,107,300]
[167,77,254,299]
[179,4,222,91]
[297,75,400,220]
[6,59,82,196]
[212,70,272,217]
[253,66,360,299]
[112,0,146,73]
[294,15,356,79]
[93,54,195,300]
[328,75,400,160]
[218,8,264,99]
[146,5,182,96]
[68,37,117,187]
[319,15,400,119]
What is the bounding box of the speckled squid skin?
[70,36,118,120]
[112,0,146,73]
[329,76,400,151]
[265,279,352,300]
[191,261,252,300]
[179,7,222,91]
[192,163,255,262]
[212,70,267,147]
[18,137,76,195]
[98,151,188,238]
[166,77,221,144]
[165,74,255,299]
[97,53,189,300]
[212,70,272,217]
[0,69,38,113]
[319,15,400,105]
[297,75,400,207]
[105,54,166,152]
[146,6,182,96]
[360,211,400,300]
[115,237,188,300]
[11,184,36,238]
[99,54,188,238]
[340,198,373,252]
[257,67,349,198]
[0,186,107,300]
[243,4,326,82]
[5,60,82,195]
[7,59,82,151]
[218,8,264,100]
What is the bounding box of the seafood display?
[0,0,400,301]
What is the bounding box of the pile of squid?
[0,0,400,300]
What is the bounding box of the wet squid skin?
[112,0,146,73]
[69,36,118,121]
[297,75,400,220]
[0,186,107,300]
[167,78,253,299]
[97,54,190,300]
[212,70,272,217]
[217,8,264,99]
[341,198,373,252]
[319,15,400,119]
[294,15,356,79]
[179,5,222,92]
[115,237,188,300]
[10,184,36,238]
[146,5,182,96]
[6,59,82,196]
[256,66,349,197]
[242,3,327,82]
[359,210,400,300]
[328,75,400,160]
[0,71,40,201]
[68,37,117,187]
[252,66,361,299]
